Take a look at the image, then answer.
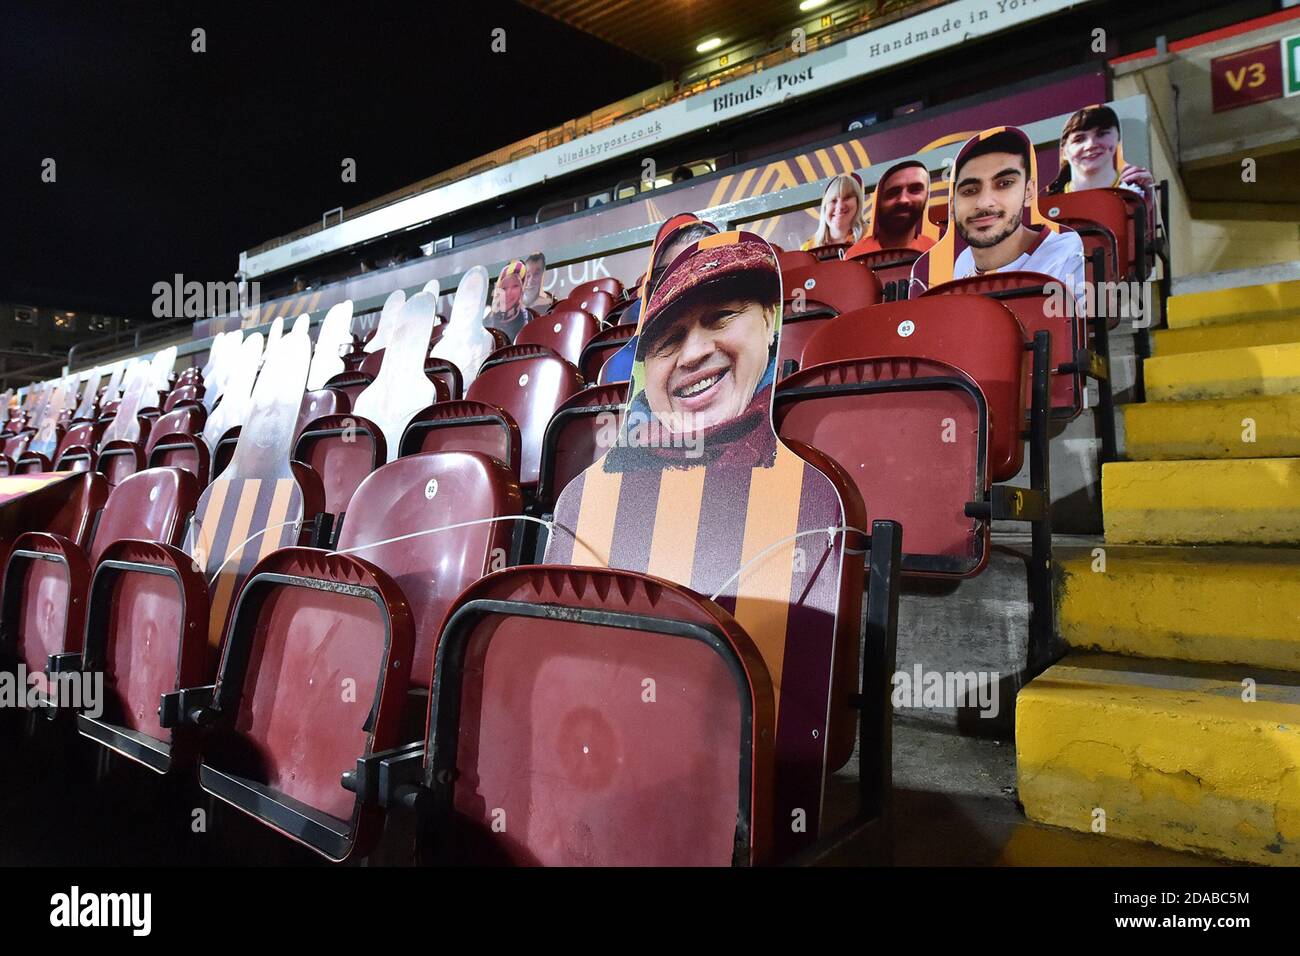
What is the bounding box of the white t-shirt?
[953,227,1087,315]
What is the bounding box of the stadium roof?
[517,0,822,69]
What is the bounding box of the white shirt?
[953,227,1087,316]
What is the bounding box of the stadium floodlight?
[799,0,831,10]
[695,37,723,53]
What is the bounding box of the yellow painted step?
[1016,654,1300,866]
[1152,314,1300,357]
[1102,458,1300,545]
[1056,544,1300,671]
[1122,394,1300,460]
[1168,279,1300,329]
[1144,341,1300,402]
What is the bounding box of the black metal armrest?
[340,740,429,810]
[47,652,83,676]
[158,683,217,729]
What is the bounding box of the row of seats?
[1,179,1152,865]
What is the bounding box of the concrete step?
[1152,314,1300,357]
[1055,543,1300,671]
[1016,653,1300,866]
[1102,457,1300,545]
[1167,277,1300,329]
[1144,341,1300,402]
[1121,393,1300,460]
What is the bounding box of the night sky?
[0,1,661,317]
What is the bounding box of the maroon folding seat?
[578,324,636,382]
[295,387,349,443]
[535,382,628,514]
[557,289,617,324]
[778,258,882,377]
[807,242,851,261]
[211,425,239,480]
[399,352,582,492]
[566,277,623,301]
[775,248,816,271]
[96,364,158,486]
[52,421,107,472]
[919,272,1088,421]
[605,298,636,327]
[0,432,34,476]
[175,367,203,388]
[514,305,600,368]
[193,450,522,861]
[145,406,210,485]
[404,230,901,867]
[358,349,385,379]
[293,414,386,521]
[424,357,462,401]
[786,294,1055,651]
[163,383,204,412]
[1,468,199,684]
[74,330,328,775]
[323,370,373,406]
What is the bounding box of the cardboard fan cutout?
[352,292,439,462]
[544,230,860,860]
[202,331,244,412]
[202,333,264,453]
[848,160,940,256]
[429,266,492,391]
[306,300,355,390]
[97,362,154,451]
[364,289,407,354]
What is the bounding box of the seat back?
[776,357,988,576]
[779,258,882,376]
[463,353,583,488]
[579,324,636,382]
[88,467,201,568]
[801,296,1026,480]
[424,357,462,401]
[919,272,1082,419]
[514,305,600,368]
[536,382,629,511]
[293,415,386,518]
[54,421,106,472]
[163,384,204,412]
[144,407,210,484]
[566,278,623,301]
[296,388,349,441]
[558,289,617,323]
[844,248,922,301]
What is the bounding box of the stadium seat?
[163,384,205,412]
[52,421,107,472]
[784,294,1055,655]
[566,277,623,301]
[399,352,582,493]
[323,370,373,406]
[144,406,211,485]
[424,357,463,401]
[778,258,883,377]
[578,324,636,382]
[293,414,386,525]
[775,249,816,271]
[514,305,600,368]
[295,388,349,442]
[1,468,199,685]
[74,329,327,775]
[535,382,629,516]
[193,450,523,861]
[557,289,618,324]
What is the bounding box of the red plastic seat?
[778,258,882,377]
[163,384,205,412]
[144,406,210,485]
[424,358,462,401]
[293,414,386,521]
[566,277,623,301]
[514,306,600,369]
[536,382,628,512]
[1,468,200,679]
[295,388,350,443]
[843,247,922,302]
[98,417,153,487]
[358,349,385,379]
[919,272,1085,420]
[400,353,583,490]
[52,421,107,472]
[323,371,373,407]
[196,450,523,861]
[556,289,617,323]
[578,324,636,382]
[775,249,816,271]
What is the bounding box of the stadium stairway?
[1015,274,1300,866]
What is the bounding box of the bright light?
[799,0,831,10]
[696,37,723,53]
